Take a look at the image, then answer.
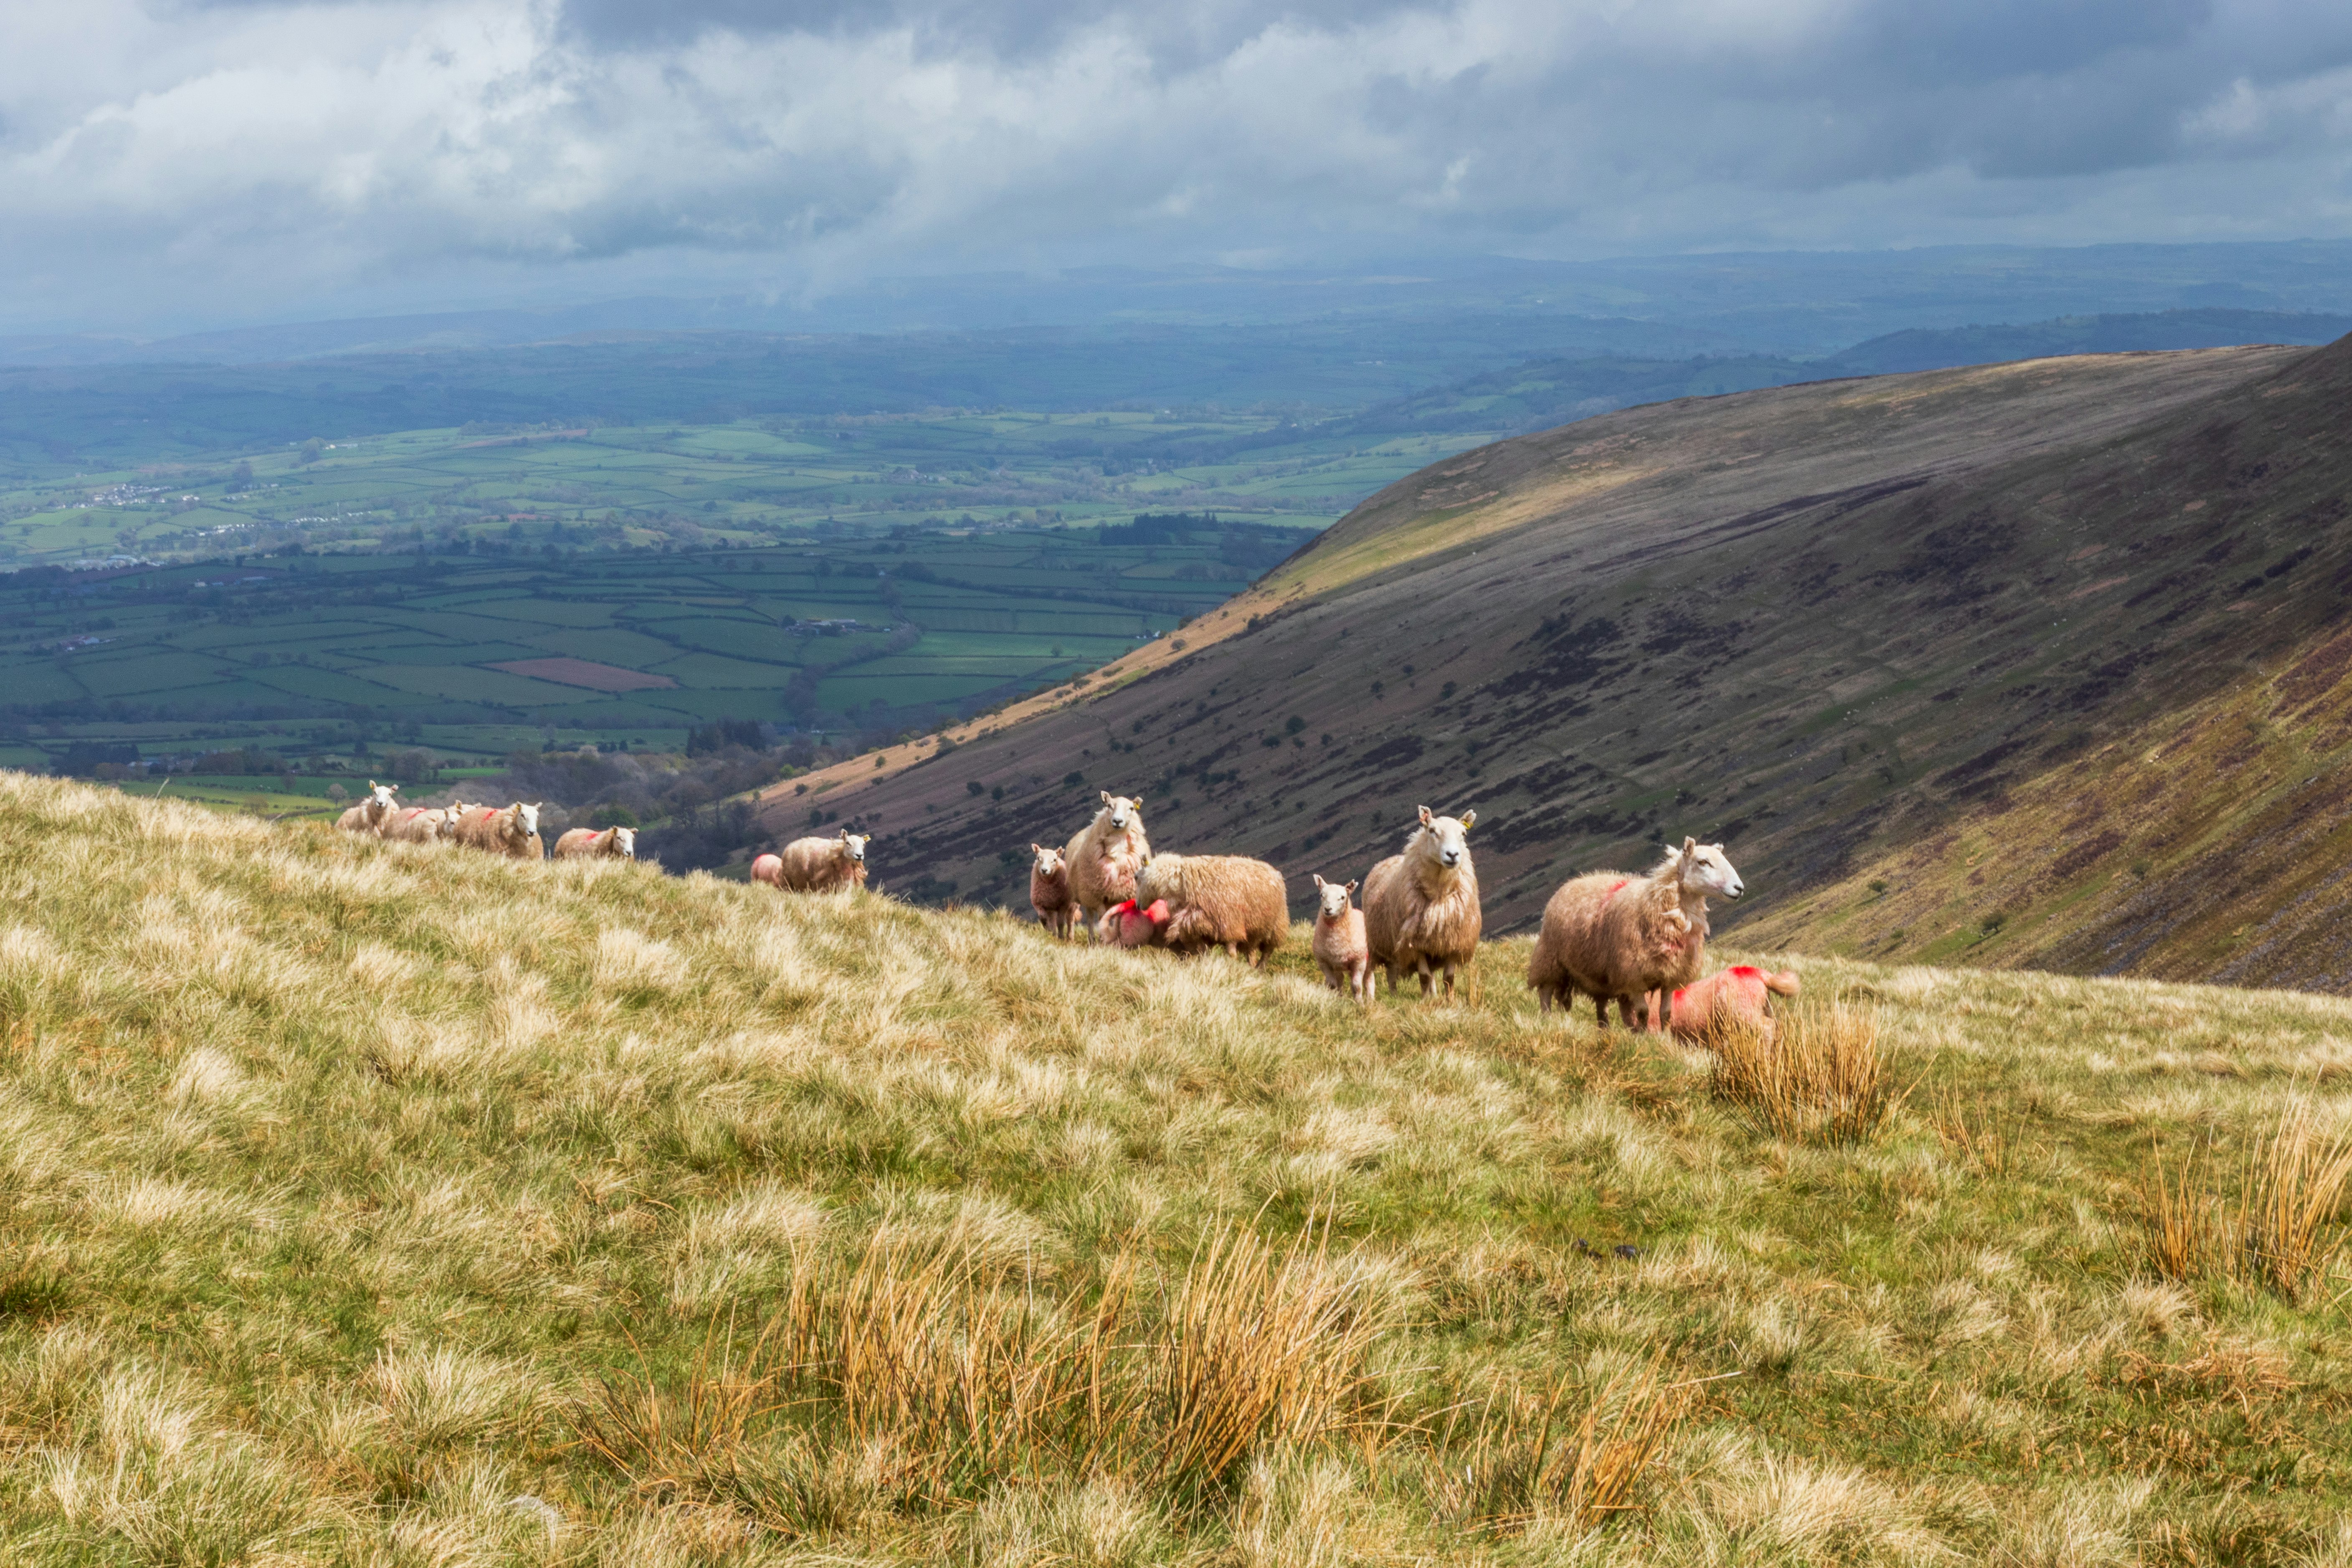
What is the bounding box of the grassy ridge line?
[10,772,2352,1557]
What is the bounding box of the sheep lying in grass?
[1095,897,1171,948]
[455,802,544,860]
[335,780,398,836]
[1363,806,1481,1000]
[554,825,636,860]
[1311,874,1371,1003]
[1646,965,1800,1041]
[755,829,870,892]
[1030,843,1076,939]
[1527,837,1743,1028]
[1134,853,1288,964]
[1064,793,1150,931]
[383,803,465,844]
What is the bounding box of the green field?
[0,515,1320,769]
[0,412,1493,569]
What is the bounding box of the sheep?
[1648,964,1800,1041]
[759,829,870,892]
[1063,792,1151,931]
[1095,897,1171,948]
[1134,852,1288,965]
[1527,838,1743,1029]
[1362,806,1481,999]
[335,780,398,836]
[383,803,465,844]
[554,825,636,860]
[454,801,544,859]
[1311,874,1371,1002]
[1029,843,1076,938]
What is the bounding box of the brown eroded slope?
[764,339,2352,983]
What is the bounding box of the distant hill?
[785,333,2352,990]
[1818,309,2352,376]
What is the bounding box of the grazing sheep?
[335,780,398,836]
[1311,874,1372,1003]
[1362,806,1481,999]
[1527,838,1743,1028]
[1134,853,1288,965]
[554,825,636,860]
[1029,843,1076,938]
[1649,965,1800,1041]
[1095,897,1171,948]
[765,829,871,892]
[1063,793,1151,930]
[454,801,544,859]
[383,803,465,844]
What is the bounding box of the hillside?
[782,338,2352,983]
[13,771,2352,1560]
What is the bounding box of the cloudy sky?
[5,0,2352,332]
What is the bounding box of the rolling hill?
[778,334,2352,990]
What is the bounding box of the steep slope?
[770,339,2352,981]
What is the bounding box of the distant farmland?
[0,517,1314,770]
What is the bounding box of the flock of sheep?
[332,780,636,861]
[333,777,1795,1039]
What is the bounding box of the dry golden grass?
[1707,997,1896,1145]
[2241,1098,2352,1300]
[2141,1138,2222,1283]
[13,771,2352,1561]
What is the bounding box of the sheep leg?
[1416,958,1434,998]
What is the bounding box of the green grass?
[9,770,2352,1561]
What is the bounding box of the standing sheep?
[383,803,466,844]
[1362,806,1482,1000]
[335,780,398,836]
[1063,793,1151,931]
[1029,843,1076,938]
[1526,838,1743,1029]
[757,829,870,892]
[1311,874,1372,1003]
[455,801,544,859]
[554,825,636,860]
[1134,853,1288,965]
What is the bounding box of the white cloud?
[3,0,2351,329]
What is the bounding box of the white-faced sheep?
[758,829,870,892]
[1095,897,1171,948]
[554,825,636,860]
[1526,837,1743,1028]
[1311,874,1372,1002]
[335,780,398,836]
[454,801,544,859]
[383,803,464,844]
[1134,853,1288,965]
[1029,843,1076,938]
[1063,792,1150,930]
[1362,806,1481,999]
[1648,964,1800,1041]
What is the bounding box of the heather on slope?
[6,772,2352,1562]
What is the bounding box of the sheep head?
[1414,805,1477,871]
[1313,874,1357,920]
[1673,837,1743,900]
[1099,791,1140,832]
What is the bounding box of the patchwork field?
[8,772,2352,1563]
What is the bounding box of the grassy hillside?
[11,772,2352,1561]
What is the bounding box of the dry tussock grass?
[13,771,2352,1560]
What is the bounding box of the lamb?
[1310,874,1372,1003]
[335,780,398,836]
[1029,843,1076,938]
[1362,806,1481,999]
[1095,897,1171,948]
[1134,853,1288,965]
[554,825,636,860]
[1526,838,1743,1028]
[1063,793,1151,931]
[454,801,544,859]
[756,829,870,892]
[1649,965,1800,1042]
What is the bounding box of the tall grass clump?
[2239,1098,2352,1300]
[1709,998,1894,1145]
[2139,1138,2220,1283]
[1429,1356,1695,1536]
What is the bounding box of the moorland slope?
[12,771,2352,1560]
[782,338,2352,990]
